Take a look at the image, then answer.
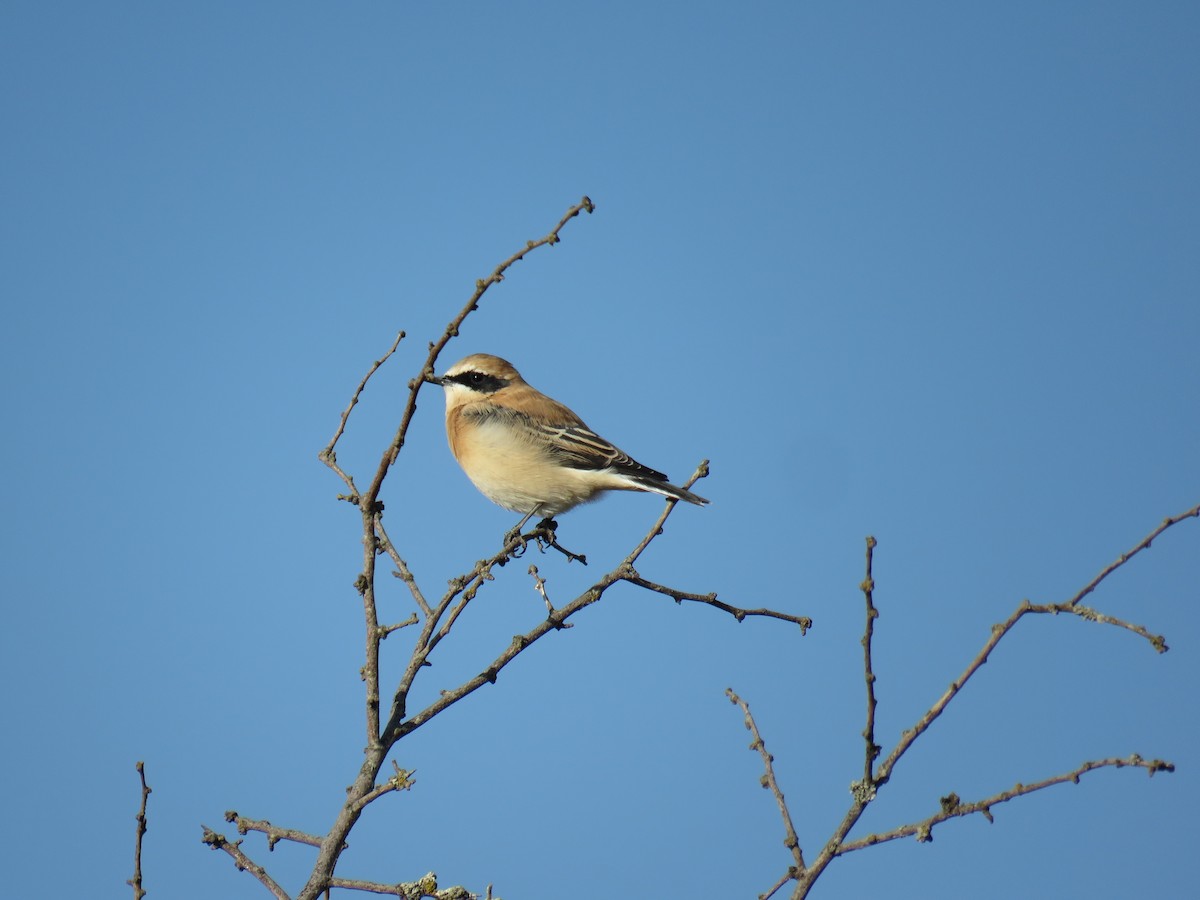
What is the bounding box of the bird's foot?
[501,517,587,565]
[503,525,530,560]
[531,519,587,565]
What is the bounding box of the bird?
[435,353,708,531]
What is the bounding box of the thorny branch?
[205,197,807,900]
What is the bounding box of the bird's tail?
[634,478,710,507]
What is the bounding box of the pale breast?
[447,405,606,516]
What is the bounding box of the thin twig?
[127,761,150,900]
[624,460,709,567]
[367,201,597,742]
[1025,600,1168,651]
[875,505,1196,789]
[376,513,431,617]
[622,571,811,632]
[318,329,407,497]
[349,762,416,813]
[233,199,811,899]
[415,518,589,672]
[362,196,596,512]
[386,471,765,743]
[837,754,1174,853]
[759,869,797,900]
[379,613,420,638]
[528,564,556,614]
[860,537,880,783]
[1067,503,1200,608]
[874,598,1165,796]
[390,564,628,740]
[225,811,325,849]
[787,507,1195,899]
[295,198,596,900]
[726,689,804,873]
[202,827,291,899]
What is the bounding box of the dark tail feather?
[635,478,709,507]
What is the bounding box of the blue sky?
[2,3,1198,898]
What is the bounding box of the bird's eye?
[453,370,504,392]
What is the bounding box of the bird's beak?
[427,373,444,386]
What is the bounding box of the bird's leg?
[503,508,540,557]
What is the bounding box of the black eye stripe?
[449,370,506,393]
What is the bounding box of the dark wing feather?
[535,422,669,481]
[463,403,670,482]
[462,404,668,481]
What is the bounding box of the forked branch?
[249,197,805,900]
[723,506,1194,900]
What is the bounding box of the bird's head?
[438,354,523,401]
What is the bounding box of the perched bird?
[436,353,708,528]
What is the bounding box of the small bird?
[436,353,708,528]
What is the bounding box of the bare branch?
[328,871,483,899]
[362,196,596,512]
[875,505,1196,789]
[623,460,709,567]
[528,564,558,615]
[759,869,798,900]
[376,513,431,617]
[224,810,325,849]
[356,199,598,751]
[379,613,420,638]
[213,198,787,899]
[621,570,811,631]
[202,826,291,900]
[784,508,1194,899]
[428,517,594,651]
[391,567,627,740]
[1067,502,1200,608]
[127,761,150,900]
[294,198,596,900]
[726,689,804,875]
[349,762,417,813]
[860,537,880,783]
[837,754,1175,853]
[1025,599,1168,651]
[318,329,407,497]
[388,474,774,743]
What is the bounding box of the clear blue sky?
[2,3,1197,898]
